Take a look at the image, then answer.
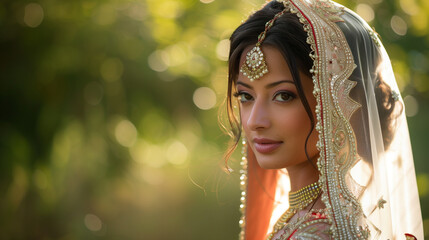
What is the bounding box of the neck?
[285,157,319,192]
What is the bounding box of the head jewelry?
[239,9,287,81]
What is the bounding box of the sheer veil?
[237,0,423,239]
[340,7,423,239]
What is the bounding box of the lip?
[253,138,283,154]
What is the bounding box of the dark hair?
[223,1,401,165]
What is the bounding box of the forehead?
[238,44,294,83]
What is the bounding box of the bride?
[223,0,424,239]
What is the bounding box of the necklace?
[266,182,321,240]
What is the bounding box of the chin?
[255,156,285,169]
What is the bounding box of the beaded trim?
[266,182,321,240]
[289,182,320,209]
[278,209,330,239]
[238,138,248,240]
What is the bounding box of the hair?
[223,1,401,166]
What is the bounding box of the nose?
[246,98,270,131]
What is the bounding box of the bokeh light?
[114,119,138,147]
[355,4,374,22]
[23,3,44,28]
[148,50,169,72]
[193,87,217,110]
[216,39,230,61]
[390,15,408,36]
[399,0,419,16]
[165,43,188,67]
[404,95,419,117]
[84,214,103,232]
[166,140,189,166]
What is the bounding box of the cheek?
[287,108,318,155]
[276,108,311,136]
[277,107,319,156]
[240,106,252,132]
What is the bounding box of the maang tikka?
[240,8,288,81]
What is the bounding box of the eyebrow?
[236,80,295,89]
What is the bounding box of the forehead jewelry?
[240,9,287,81]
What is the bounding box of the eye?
[234,91,253,103]
[273,91,295,102]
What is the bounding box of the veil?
[237,0,423,239]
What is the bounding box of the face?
[236,45,319,169]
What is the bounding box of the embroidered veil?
[230,0,424,239]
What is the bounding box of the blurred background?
[0,0,428,239]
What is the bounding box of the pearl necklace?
[266,182,321,240]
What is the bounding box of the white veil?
[339,6,423,239]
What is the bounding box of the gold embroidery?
[276,209,331,240]
[377,198,387,209]
[276,0,366,239]
[312,0,344,22]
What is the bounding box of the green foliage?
[0,0,428,239]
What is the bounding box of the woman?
[224,0,424,239]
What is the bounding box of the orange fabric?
[245,148,279,240]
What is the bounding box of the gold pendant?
[240,45,268,81]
